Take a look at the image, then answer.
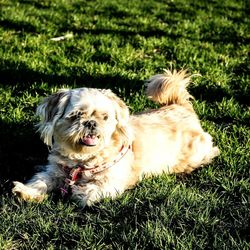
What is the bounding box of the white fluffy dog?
[13,69,219,207]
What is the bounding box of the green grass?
[0,0,249,249]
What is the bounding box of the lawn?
[0,0,249,249]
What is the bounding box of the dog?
[12,69,219,207]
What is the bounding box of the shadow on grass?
[0,20,37,34]
[1,58,249,106]
[0,58,144,94]
[190,83,249,107]
[20,0,53,10]
[199,26,250,46]
[0,120,48,195]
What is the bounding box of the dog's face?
[36,88,129,155]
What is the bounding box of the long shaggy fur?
[12,69,219,207]
[146,69,194,107]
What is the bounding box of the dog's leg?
[171,132,219,174]
[70,182,103,207]
[70,179,129,208]
[12,165,65,202]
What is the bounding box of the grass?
[0,0,249,249]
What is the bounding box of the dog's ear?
[36,89,70,147]
[101,89,130,134]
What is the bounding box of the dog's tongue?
[82,134,98,146]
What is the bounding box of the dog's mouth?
[79,134,100,147]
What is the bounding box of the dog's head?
[36,88,130,155]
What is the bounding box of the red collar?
[60,144,132,195]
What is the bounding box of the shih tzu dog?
[12,69,219,207]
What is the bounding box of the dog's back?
[131,69,219,176]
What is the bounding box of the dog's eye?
[103,114,109,121]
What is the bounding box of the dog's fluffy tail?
[146,69,194,106]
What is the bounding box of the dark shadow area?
[189,83,230,103]
[0,120,48,195]
[228,59,249,105]
[1,58,249,106]
[0,59,144,95]
[205,115,250,128]
[230,61,250,106]
[0,19,37,34]
[19,0,54,9]
[189,81,249,106]
[200,26,250,46]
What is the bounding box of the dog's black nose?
[83,120,97,129]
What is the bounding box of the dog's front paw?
[71,184,101,208]
[12,181,47,202]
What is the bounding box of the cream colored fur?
[12,69,219,207]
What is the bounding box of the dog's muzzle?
[79,120,100,146]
